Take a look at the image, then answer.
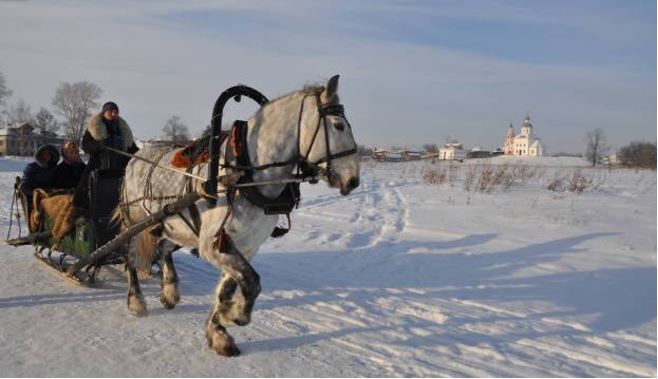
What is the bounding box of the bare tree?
[201,122,235,137]
[0,71,12,107]
[201,123,212,137]
[423,143,438,153]
[162,115,190,145]
[34,107,59,135]
[4,98,33,124]
[52,81,102,142]
[585,128,608,167]
[618,141,657,169]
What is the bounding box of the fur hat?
[101,101,119,113]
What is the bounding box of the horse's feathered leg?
[158,239,181,309]
[218,276,238,303]
[202,240,260,356]
[205,312,241,357]
[213,242,261,326]
[126,260,147,316]
[213,275,240,325]
[205,275,241,357]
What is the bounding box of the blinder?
[303,97,357,178]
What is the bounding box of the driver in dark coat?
[81,101,139,171]
[73,101,138,210]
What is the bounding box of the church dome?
[506,124,515,137]
[523,115,532,128]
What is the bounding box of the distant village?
[0,115,620,167]
[372,115,544,162]
[0,114,545,159]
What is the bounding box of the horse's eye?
[334,122,345,131]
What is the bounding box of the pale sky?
[0,0,655,153]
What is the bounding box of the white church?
[504,115,544,156]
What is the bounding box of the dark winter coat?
[82,113,138,171]
[54,160,87,190]
[20,144,60,200]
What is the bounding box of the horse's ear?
[322,75,340,103]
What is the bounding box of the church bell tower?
[521,115,533,137]
[504,123,515,155]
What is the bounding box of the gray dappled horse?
[116,76,360,356]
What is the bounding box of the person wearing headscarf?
[54,140,86,190]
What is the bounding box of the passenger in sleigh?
[53,140,86,190]
[34,141,87,245]
[20,144,78,240]
[20,144,60,216]
[26,142,86,244]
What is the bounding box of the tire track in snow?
[296,175,403,249]
[342,177,407,249]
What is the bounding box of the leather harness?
[224,120,301,215]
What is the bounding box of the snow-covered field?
[0,156,655,377]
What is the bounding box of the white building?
[503,115,544,156]
[439,142,466,161]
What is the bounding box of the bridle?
[295,92,358,182]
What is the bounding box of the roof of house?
[530,139,543,147]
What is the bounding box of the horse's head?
[302,75,360,195]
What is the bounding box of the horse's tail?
[135,224,162,269]
[110,175,160,269]
[111,172,127,228]
[110,205,124,231]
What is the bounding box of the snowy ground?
[0,156,655,377]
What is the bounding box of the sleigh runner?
[5,76,360,356]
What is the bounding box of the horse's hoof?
[160,289,180,310]
[128,295,148,317]
[206,324,241,357]
[210,340,241,357]
[129,306,148,317]
[222,345,241,357]
[232,316,250,327]
[160,297,176,310]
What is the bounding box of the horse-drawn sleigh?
[5,75,360,356]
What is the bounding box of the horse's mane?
[265,84,323,105]
[266,83,338,106]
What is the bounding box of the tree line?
[0,71,190,144]
[585,128,656,169]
